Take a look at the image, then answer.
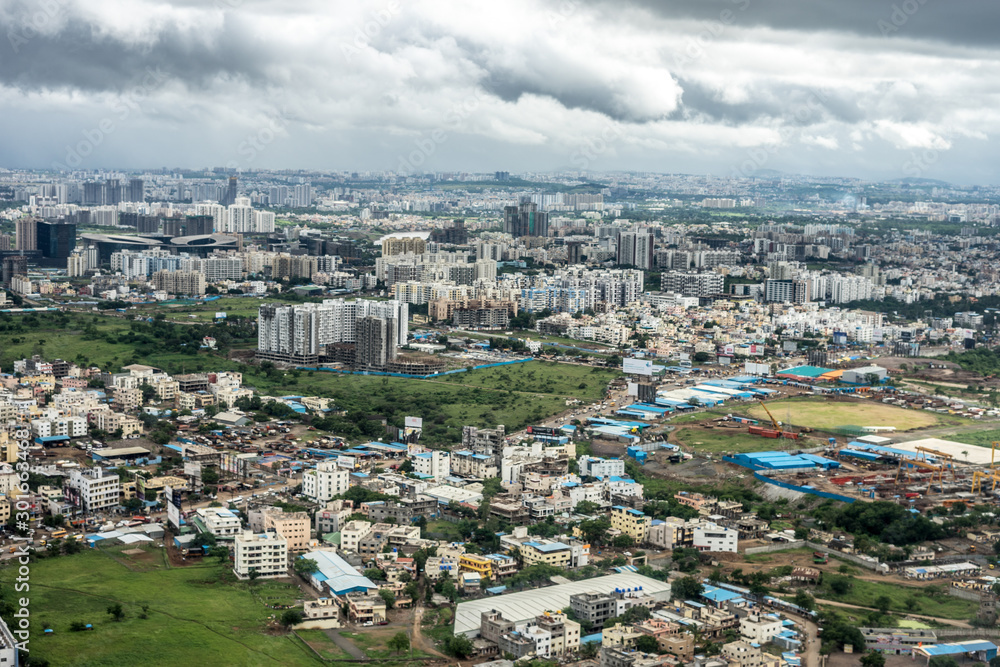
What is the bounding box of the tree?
[633,634,660,654]
[294,557,320,577]
[859,650,886,667]
[364,568,385,582]
[575,500,600,515]
[379,589,396,610]
[106,603,125,622]
[874,595,892,615]
[671,576,703,601]
[388,631,410,654]
[443,634,474,658]
[612,535,635,549]
[792,590,814,611]
[280,609,303,627]
[208,546,230,563]
[70,621,87,632]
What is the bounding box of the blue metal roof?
[921,641,998,656]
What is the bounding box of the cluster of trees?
[815,500,945,546]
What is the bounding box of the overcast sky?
[2,0,999,183]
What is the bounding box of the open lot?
[745,398,941,432]
[440,360,618,402]
[671,426,815,454]
[5,545,316,666]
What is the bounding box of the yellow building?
[0,430,18,464]
[519,542,572,568]
[611,506,649,543]
[459,553,493,579]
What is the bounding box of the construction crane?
[971,470,1000,495]
[915,447,957,481]
[757,399,781,430]
[895,458,944,494]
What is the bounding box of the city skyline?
[2,1,1000,183]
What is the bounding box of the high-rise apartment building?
[356,315,398,369]
[152,270,206,296]
[503,201,548,238]
[660,271,723,297]
[257,299,408,365]
[15,218,37,251]
[616,230,654,269]
[36,221,77,261]
[764,279,809,304]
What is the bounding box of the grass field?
[940,428,1000,448]
[0,311,615,445]
[672,426,814,454]
[441,361,618,401]
[295,629,351,661]
[745,399,941,432]
[817,577,976,620]
[340,629,434,660]
[7,546,319,666]
[149,296,266,322]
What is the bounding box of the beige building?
[265,509,311,552]
[343,592,386,624]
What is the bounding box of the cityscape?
[4,2,1000,667]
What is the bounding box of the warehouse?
[453,573,673,637]
[728,451,839,471]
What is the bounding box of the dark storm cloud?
[601,0,1000,47]
[0,10,272,92]
[671,79,866,127]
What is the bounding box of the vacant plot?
[5,546,317,666]
[941,428,1000,448]
[815,577,976,620]
[445,361,618,401]
[672,426,814,454]
[746,399,940,432]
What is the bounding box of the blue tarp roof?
[34,435,70,443]
[920,641,998,656]
[840,449,880,461]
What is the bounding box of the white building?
[739,612,783,645]
[578,456,625,478]
[339,520,372,553]
[66,467,120,512]
[692,522,738,553]
[197,507,242,540]
[234,531,288,579]
[412,450,450,480]
[302,461,351,503]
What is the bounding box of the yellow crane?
[915,447,957,481]
[895,458,944,494]
[757,399,781,430]
[971,470,1000,495]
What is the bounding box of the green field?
[816,577,976,620]
[150,296,266,322]
[5,546,319,666]
[0,311,616,445]
[672,426,815,454]
[294,629,351,661]
[339,629,433,660]
[940,428,1000,448]
[745,398,942,432]
[441,361,618,401]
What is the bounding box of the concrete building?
[578,456,625,478]
[65,467,120,512]
[265,509,311,552]
[234,531,288,579]
[302,461,351,503]
[611,506,650,543]
[412,450,450,480]
[692,522,739,553]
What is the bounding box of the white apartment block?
[31,416,87,438]
[693,522,739,553]
[197,507,243,540]
[234,531,288,579]
[302,461,351,503]
[412,451,450,480]
[577,456,625,478]
[66,468,120,512]
[339,520,372,553]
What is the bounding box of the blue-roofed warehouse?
[914,640,997,662]
[299,550,378,596]
[728,451,839,471]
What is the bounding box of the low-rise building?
[344,591,386,624]
[234,531,288,579]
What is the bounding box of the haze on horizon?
[1,0,998,184]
